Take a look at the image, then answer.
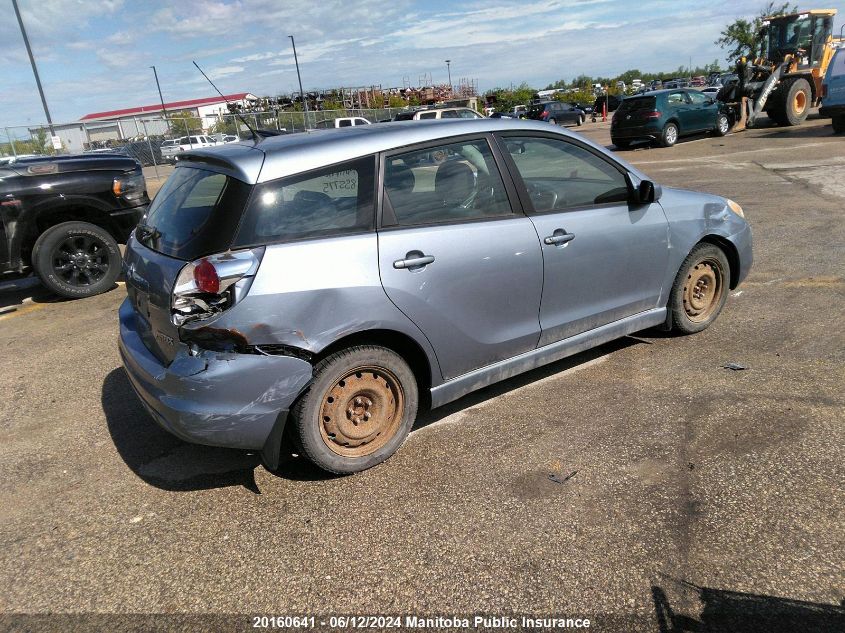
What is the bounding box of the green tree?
[169,111,203,135]
[716,2,796,61]
[209,118,237,135]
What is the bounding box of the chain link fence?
[1,108,406,182]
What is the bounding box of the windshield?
[763,14,812,58]
[138,166,251,259]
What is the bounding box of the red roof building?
[80,93,257,121]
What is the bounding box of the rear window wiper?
[136,223,161,242]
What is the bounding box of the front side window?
[235,157,375,246]
[688,92,709,105]
[502,136,630,211]
[384,138,512,226]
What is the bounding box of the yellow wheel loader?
[718,9,842,128]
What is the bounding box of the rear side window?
[337,119,352,127]
[139,166,251,259]
[418,111,438,119]
[235,157,375,246]
[383,138,512,226]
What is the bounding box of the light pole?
[12,0,54,136]
[150,65,170,133]
[445,59,452,89]
[289,35,309,130]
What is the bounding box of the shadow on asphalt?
[102,337,644,490]
[652,577,845,632]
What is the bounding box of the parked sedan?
[526,101,584,126]
[119,119,752,474]
[611,89,731,148]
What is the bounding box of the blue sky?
[2,0,844,127]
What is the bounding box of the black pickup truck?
[0,154,149,298]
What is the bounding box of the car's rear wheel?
[668,243,731,334]
[660,122,679,147]
[291,345,418,474]
[714,113,730,136]
[32,221,121,298]
[613,139,631,149]
[832,116,845,134]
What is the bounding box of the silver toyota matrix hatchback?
[119,119,752,474]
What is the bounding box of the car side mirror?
[636,179,662,204]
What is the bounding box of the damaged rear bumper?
[118,299,313,456]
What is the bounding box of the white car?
[315,117,372,129]
[160,135,218,163]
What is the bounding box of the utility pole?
[12,0,55,136]
[150,65,170,133]
[289,35,309,130]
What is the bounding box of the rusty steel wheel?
[682,259,724,323]
[670,243,731,334]
[291,345,419,474]
[319,366,405,458]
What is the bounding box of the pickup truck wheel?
[32,221,121,298]
[668,243,730,334]
[291,345,418,474]
[833,116,845,134]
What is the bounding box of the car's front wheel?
[32,221,121,298]
[714,113,731,137]
[291,345,419,474]
[660,122,679,147]
[668,243,731,334]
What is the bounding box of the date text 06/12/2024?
[252,615,592,629]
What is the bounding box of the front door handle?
[393,251,435,269]
[543,229,575,246]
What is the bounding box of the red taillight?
[194,259,220,294]
[641,110,661,119]
[542,110,549,118]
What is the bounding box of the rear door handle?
[544,229,575,246]
[393,252,435,269]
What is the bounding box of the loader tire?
[769,77,811,126]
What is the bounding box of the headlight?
[726,199,745,218]
[113,173,146,201]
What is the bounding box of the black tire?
[668,243,731,334]
[832,116,845,134]
[714,112,731,137]
[290,345,419,474]
[613,139,631,150]
[32,221,121,298]
[769,77,811,126]
[576,115,583,126]
[660,122,679,147]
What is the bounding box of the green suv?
[611,89,731,149]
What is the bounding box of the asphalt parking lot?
[1,116,843,631]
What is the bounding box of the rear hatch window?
[136,165,251,260]
[527,103,549,118]
[617,97,656,113]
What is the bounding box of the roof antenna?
[192,60,259,142]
